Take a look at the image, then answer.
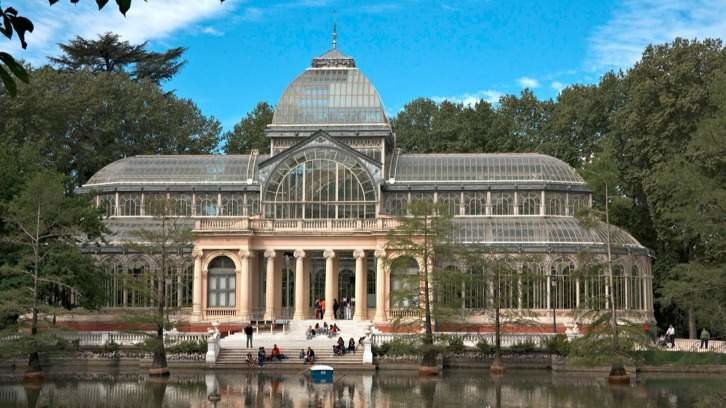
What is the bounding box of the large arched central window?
[263,148,377,219]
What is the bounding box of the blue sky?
[10,0,726,130]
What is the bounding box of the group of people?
[246,345,288,367]
[333,337,357,356]
[313,297,354,320]
[306,322,341,339]
[660,324,712,350]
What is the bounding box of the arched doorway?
[207,256,236,308]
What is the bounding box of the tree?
[0,170,105,377]
[385,200,456,372]
[0,67,221,188]
[122,194,193,376]
[50,32,185,83]
[0,0,226,95]
[224,101,274,154]
[391,98,439,153]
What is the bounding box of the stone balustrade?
[195,217,400,233]
[369,332,556,349]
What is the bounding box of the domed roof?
[271,34,388,126]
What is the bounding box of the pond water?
[1,369,725,407]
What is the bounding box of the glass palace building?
[81,41,654,330]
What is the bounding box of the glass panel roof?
[85,155,266,185]
[452,217,643,248]
[272,68,388,126]
[390,153,584,184]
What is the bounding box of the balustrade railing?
[196,217,401,232]
[204,308,237,318]
[369,332,555,348]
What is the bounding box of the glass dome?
[271,58,388,126]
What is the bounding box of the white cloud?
[7,0,238,65]
[201,26,224,36]
[551,81,565,92]
[587,0,726,71]
[432,89,503,107]
[517,76,539,89]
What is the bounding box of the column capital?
[192,248,203,258]
[239,249,250,259]
[264,249,276,259]
[294,249,306,259]
[323,249,336,259]
[353,249,366,259]
[374,249,386,258]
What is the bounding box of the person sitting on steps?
[246,352,257,368]
[348,338,356,353]
[337,337,346,354]
[305,347,315,364]
[271,344,286,361]
[257,347,266,367]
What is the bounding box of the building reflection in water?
[1,370,725,407]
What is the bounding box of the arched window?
[463,192,486,215]
[437,192,461,216]
[550,258,576,309]
[221,193,243,216]
[581,263,606,310]
[613,264,626,310]
[383,192,408,216]
[628,265,643,310]
[546,192,567,216]
[263,148,376,219]
[568,193,589,216]
[438,265,463,309]
[196,193,218,216]
[127,258,150,307]
[521,262,547,309]
[390,257,419,309]
[207,256,236,308]
[118,193,141,216]
[493,262,518,309]
[170,193,193,216]
[99,194,115,217]
[517,192,541,216]
[464,265,487,310]
[491,192,514,215]
[181,261,194,307]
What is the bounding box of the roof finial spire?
[332,21,337,49]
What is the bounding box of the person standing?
[320,299,326,319]
[244,324,254,348]
[665,325,675,348]
[333,298,340,319]
[314,298,321,319]
[700,328,710,349]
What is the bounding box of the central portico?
[191,225,391,323]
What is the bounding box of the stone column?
[238,250,250,321]
[264,249,276,320]
[293,250,306,320]
[323,249,336,320]
[374,249,387,323]
[353,249,367,320]
[191,248,203,321]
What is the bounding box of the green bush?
[446,336,466,354]
[102,340,120,353]
[375,337,420,356]
[476,339,494,354]
[635,350,726,366]
[508,340,538,354]
[167,340,208,354]
[546,334,570,356]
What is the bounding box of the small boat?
[310,364,334,384]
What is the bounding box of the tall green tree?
[391,98,438,153]
[224,101,274,154]
[0,67,221,188]
[50,33,185,83]
[123,195,193,376]
[0,170,105,375]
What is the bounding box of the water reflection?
[0,370,725,407]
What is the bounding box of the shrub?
[446,336,466,354]
[546,334,570,356]
[386,337,420,356]
[476,339,493,354]
[102,340,120,353]
[508,340,538,354]
[167,340,208,354]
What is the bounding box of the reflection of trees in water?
[2,371,726,406]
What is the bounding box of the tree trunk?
[688,307,696,339]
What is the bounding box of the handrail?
[196,217,401,232]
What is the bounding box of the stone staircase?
[213,319,375,370]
